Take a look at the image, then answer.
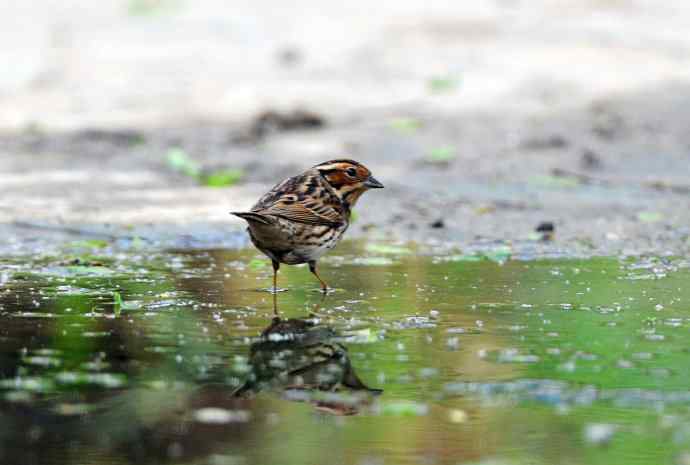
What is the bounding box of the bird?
[232,316,382,414]
[231,159,383,292]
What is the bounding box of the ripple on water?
[0,248,690,464]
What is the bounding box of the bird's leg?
[309,292,329,319]
[308,261,328,292]
[271,260,281,316]
[272,260,280,293]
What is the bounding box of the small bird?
[232,316,382,415]
[232,159,383,292]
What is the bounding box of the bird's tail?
[230,211,271,225]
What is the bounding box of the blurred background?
[2,0,690,251]
[2,4,690,464]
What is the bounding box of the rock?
[535,221,555,241]
[521,134,568,150]
[581,149,603,170]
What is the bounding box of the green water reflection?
[0,244,689,465]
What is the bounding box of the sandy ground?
[1,0,690,255]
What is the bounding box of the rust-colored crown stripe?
[313,159,363,168]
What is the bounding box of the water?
[0,242,689,465]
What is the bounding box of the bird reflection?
[233,302,382,415]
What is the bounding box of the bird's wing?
[251,173,343,226]
[257,199,343,225]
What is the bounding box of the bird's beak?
[364,176,384,189]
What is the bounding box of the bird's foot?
[310,287,340,295]
[261,287,289,294]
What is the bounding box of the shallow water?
[0,242,689,465]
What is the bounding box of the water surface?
[0,242,689,465]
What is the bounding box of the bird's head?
[313,159,384,208]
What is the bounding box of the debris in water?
[193,408,251,424]
[448,409,468,423]
[583,423,616,445]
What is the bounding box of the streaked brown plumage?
[232,159,383,292]
[232,316,382,414]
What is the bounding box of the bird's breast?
[247,216,348,265]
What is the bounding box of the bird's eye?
[346,167,357,178]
